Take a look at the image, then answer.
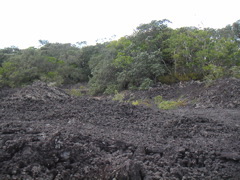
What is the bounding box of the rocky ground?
[0,79,240,180]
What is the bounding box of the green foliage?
[87,20,171,94]
[233,20,240,39]
[132,100,139,105]
[154,95,163,104]
[0,62,15,87]
[167,27,211,75]
[113,52,133,68]
[131,99,151,107]
[175,73,202,81]
[67,87,83,97]
[88,43,120,95]
[158,75,178,84]
[1,19,240,89]
[46,57,64,64]
[115,51,165,90]
[230,66,240,78]
[0,43,93,87]
[203,64,224,81]
[112,90,125,102]
[104,84,119,95]
[40,71,64,86]
[158,100,186,110]
[107,37,132,50]
[0,59,39,87]
[39,40,49,46]
[0,47,20,67]
[153,95,186,110]
[128,84,138,90]
[139,78,153,90]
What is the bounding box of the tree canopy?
[0,19,240,94]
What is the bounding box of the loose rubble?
[0,79,240,179]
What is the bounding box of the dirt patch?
[0,80,240,179]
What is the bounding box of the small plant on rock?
[154,95,163,104]
[66,86,87,97]
[131,99,151,107]
[154,95,187,110]
[68,89,82,97]
[112,90,125,102]
[158,100,186,110]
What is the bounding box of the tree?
[233,20,240,36]
[76,41,87,48]
[88,43,119,94]
[167,27,213,78]
[39,40,49,46]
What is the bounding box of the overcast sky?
[0,0,239,49]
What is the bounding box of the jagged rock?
[0,79,240,179]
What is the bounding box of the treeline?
[0,19,240,94]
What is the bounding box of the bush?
[128,84,138,90]
[154,95,163,104]
[175,73,203,81]
[131,99,151,107]
[139,78,153,90]
[112,90,125,102]
[153,95,187,110]
[230,66,240,78]
[203,64,224,81]
[66,86,87,97]
[158,100,186,110]
[104,84,119,95]
[40,71,64,86]
[158,75,178,84]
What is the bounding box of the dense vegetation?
[0,19,240,94]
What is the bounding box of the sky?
[0,0,239,49]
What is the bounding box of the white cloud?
[0,0,239,48]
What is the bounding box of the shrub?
[131,99,151,107]
[112,90,125,102]
[40,71,64,86]
[230,66,240,78]
[128,84,138,90]
[203,64,224,81]
[132,100,139,105]
[153,95,187,110]
[139,78,153,90]
[175,73,203,81]
[158,75,178,84]
[104,84,119,95]
[66,86,86,97]
[158,100,186,110]
[203,64,225,86]
[154,95,163,104]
